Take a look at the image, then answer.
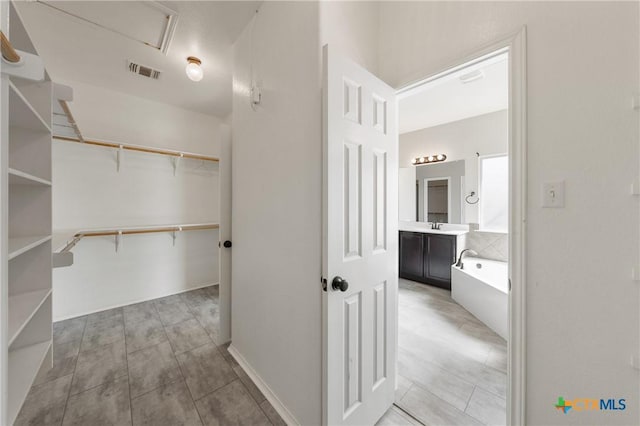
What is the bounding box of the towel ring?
[465,191,479,205]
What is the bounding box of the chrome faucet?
[431,220,441,230]
[454,249,478,269]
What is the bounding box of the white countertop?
[399,221,469,236]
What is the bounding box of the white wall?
[398,167,416,221]
[230,2,380,424]
[53,81,222,320]
[231,2,322,425]
[380,2,639,424]
[58,80,222,156]
[319,1,379,73]
[400,110,508,223]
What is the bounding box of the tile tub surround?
[460,230,509,262]
[394,279,507,426]
[15,285,285,426]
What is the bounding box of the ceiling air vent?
[128,60,161,80]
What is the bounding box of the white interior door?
[218,124,232,343]
[322,45,398,426]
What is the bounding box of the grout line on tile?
[464,386,476,413]
[391,403,426,425]
[59,317,87,425]
[124,319,135,426]
[128,376,185,402]
[257,399,277,426]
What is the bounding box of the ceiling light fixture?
[459,69,484,84]
[185,56,203,82]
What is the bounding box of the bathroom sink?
[398,221,469,235]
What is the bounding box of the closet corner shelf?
[9,80,52,133]
[8,340,52,424]
[52,230,77,253]
[9,235,52,260]
[8,289,52,346]
[9,168,52,186]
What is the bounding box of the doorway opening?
[394,47,514,425]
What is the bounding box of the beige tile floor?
[377,279,507,426]
[15,285,286,426]
[17,280,504,426]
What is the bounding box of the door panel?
[323,45,398,426]
[425,235,455,282]
[373,150,387,253]
[372,281,387,387]
[343,141,362,260]
[399,232,423,279]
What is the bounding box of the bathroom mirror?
[397,51,509,226]
[416,160,464,223]
[425,178,449,223]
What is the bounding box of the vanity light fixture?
[185,56,203,82]
[412,154,447,165]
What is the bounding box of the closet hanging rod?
[60,223,220,252]
[0,31,21,63]
[53,135,220,163]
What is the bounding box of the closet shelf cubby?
[9,80,51,133]
[2,2,54,424]
[8,235,52,260]
[9,167,52,186]
[8,289,52,346]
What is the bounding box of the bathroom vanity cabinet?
[399,231,458,290]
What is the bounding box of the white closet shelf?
[8,289,52,346]
[9,80,51,133]
[9,168,52,186]
[9,235,52,260]
[8,340,52,424]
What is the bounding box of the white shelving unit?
[1,2,53,424]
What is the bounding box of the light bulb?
[436,154,444,161]
[427,156,434,162]
[186,56,203,82]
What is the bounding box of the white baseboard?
[53,282,219,322]
[227,344,299,426]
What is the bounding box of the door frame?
[396,27,527,425]
[218,124,232,344]
[422,176,451,223]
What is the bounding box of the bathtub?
[451,257,508,340]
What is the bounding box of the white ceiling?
[14,1,262,117]
[398,53,508,134]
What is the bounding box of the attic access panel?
[38,1,178,54]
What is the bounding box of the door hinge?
[321,276,327,292]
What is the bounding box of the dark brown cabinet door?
[399,232,424,280]
[424,234,456,287]
[399,231,456,289]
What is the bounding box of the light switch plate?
[542,181,565,208]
